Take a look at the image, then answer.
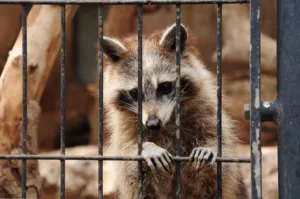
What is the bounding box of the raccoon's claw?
[189,147,217,170]
[142,142,173,175]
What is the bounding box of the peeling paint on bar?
[250,0,262,198]
[253,128,262,199]
[263,101,270,108]
[255,88,259,109]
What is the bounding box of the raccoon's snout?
[145,115,162,132]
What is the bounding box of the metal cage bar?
[216,3,223,199]
[97,5,104,199]
[175,4,182,199]
[0,155,250,162]
[60,4,66,199]
[0,1,280,199]
[21,4,28,198]
[250,0,262,198]
[277,0,300,198]
[0,0,250,4]
[137,4,144,199]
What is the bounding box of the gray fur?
[103,23,249,199]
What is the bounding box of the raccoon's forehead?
[118,51,177,83]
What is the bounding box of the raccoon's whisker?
[180,95,191,100]
[119,102,136,112]
[120,103,133,109]
[180,85,189,95]
[149,105,156,112]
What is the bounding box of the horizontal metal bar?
[244,100,278,122]
[0,0,249,4]
[0,155,250,163]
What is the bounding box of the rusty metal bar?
[244,100,278,122]
[0,155,251,162]
[216,3,222,199]
[175,4,181,199]
[21,4,28,199]
[60,4,66,199]
[137,4,143,199]
[97,4,104,199]
[0,0,250,4]
[250,0,262,198]
[277,0,300,198]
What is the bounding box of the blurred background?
[0,3,278,199]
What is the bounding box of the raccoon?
[102,23,248,199]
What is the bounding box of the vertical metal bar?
[216,3,222,199]
[60,4,66,199]
[175,4,181,199]
[277,0,300,198]
[97,4,104,199]
[250,0,262,198]
[137,4,143,199]
[21,4,27,199]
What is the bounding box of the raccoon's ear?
[159,23,187,52]
[103,36,127,62]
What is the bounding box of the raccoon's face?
[103,24,196,132]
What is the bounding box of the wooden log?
[0,5,79,197]
[211,4,276,77]
[0,101,42,198]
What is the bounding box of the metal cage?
[0,0,299,199]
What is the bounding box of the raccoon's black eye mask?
[129,88,138,102]
[155,78,191,99]
[126,78,191,102]
[157,82,174,97]
[117,78,192,109]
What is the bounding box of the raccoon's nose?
[145,115,162,132]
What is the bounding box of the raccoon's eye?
[129,88,138,101]
[157,82,173,96]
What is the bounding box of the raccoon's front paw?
[142,142,173,175]
[189,147,217,170]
